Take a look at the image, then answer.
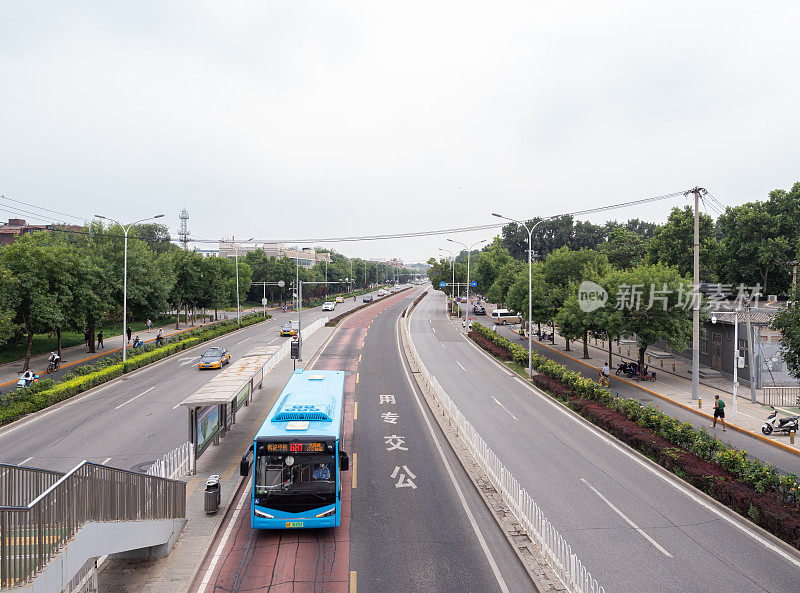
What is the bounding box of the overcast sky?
[1,1,798,263]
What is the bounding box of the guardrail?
[146,442,195,480]
[763,386,800,407]
[0,461,186,589]
[401,305,605,593]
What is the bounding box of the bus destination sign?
[266,442,326,453]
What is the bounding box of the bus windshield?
[254,444,335,512]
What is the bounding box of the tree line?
[428,182,800,374]
[0,223,417,369]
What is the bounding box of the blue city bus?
[241,368,350,529]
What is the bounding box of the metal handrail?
[1,461,186,589]
[402,300,605,593]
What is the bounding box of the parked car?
[363,294,374,302]
[473,305,486,315]
[322,301,336,311]
[280,320,299,336]
[198,346,231,369]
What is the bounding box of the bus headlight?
[254,509,274,519]
[315,508,335,518]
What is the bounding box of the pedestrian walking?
[84,329,90,349]
[492,323,497,332]
[146,318,152,332]
[126,326,132,344]
[712,395,726,431]
[97,331,104,349]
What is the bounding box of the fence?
[301,316,329,341]
[146,441,195,480]
[0,462,186,589]
[763,386,800,407]
[401,306,605,593]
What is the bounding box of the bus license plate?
[286,521,303,528]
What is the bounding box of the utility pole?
[687,187,706,400]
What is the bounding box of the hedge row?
[470,322,800,506]
[0,313,267,426]
[326,287,412,326]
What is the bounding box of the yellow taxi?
[335,296,345,303]
[280,321,299,336]
[198,346,231,369]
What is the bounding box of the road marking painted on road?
[197,480,252,593]
[491,396,519,421]
[456,361,468,373]
[356,372,359,384]
[115,386,156,410]
[395,316,511,593]
[350,570,357,593]
[354,402,358,420]
[358,354,362,362]
[18,456,33,466]
[101,457,112,466]
[178,357,195,361]
[581,478,672,557]
[431,326,436,334]
[352,453,357,488]
[460,331,800,569]
[267,337,278,344]
[441,343,446,350]
[172,402,183,410]
[179,359,197,366]
[237,337,252,344]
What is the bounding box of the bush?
[469,323,800,517]
[0,313,267,426]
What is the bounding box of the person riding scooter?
[17,370,39,388]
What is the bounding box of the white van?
[490,309,521,324]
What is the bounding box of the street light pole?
[712,310,741,421]
[219,237,253,325]
[439,248,455,311]
[95,213,164,364]
[447,238,487,332]
[493,213,552,377]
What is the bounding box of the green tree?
[647,206,716,279]
[770,285,800,379]
[485,260,523,306]
[598,227,648,269]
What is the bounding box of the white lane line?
[581,478,672,557]
[491,396,519,421]
[101,457,112,465]
[180,359,197,366]
[178,356,195,361]
[115,386,156,410]
[197,481,252,593]
[18,456,33,466]
[431,326,436,334]
[442,343,447,350]
[456,361,468,373]
[267,337,278,344]
[237,337,252,345]
[396,316,511,593]
[172,402,183,410]
[459,334,800,570]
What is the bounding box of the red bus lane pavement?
[189,291,413,593]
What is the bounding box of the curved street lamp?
[95,213,165,363]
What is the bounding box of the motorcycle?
[762,407,799,436]
[16,373,40,389]
[616,361,638,377]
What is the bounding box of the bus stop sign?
[470,280,477,288]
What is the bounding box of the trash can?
[204,475,221,514]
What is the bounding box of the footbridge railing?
[0,461,186,589]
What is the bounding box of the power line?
[0,195,85,222]
[187,190,686,245]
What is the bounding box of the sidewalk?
[490,321,800,458]
[0,316,234,389]
[97,322,336,593]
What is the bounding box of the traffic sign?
[439,281,446,288]
[261,298,268,306]
[470,280,477,288]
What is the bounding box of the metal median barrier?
[401,311,605,593]
[0,462,186,589]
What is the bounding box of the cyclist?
[599,362,610,387]
[48,352,61,371]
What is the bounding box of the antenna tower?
[178,208,190,250]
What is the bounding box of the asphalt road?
[411,291,800,593]
[350,290,533,592]
[0,292,384,473]
[488,322,800,477]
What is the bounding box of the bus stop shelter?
[179,345,282,464]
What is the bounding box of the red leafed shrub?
[531,374,572,399]
[468,331,512,360]
[571,398,800,548]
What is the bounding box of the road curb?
[523,333,800,459]
[456,309,800,566]
[0,318,270,437]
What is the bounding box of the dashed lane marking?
[354,402,358,420]
[491,396,519,422]
[456,361,468,373]
[356,372,359,384]
[115,386,156,410]
[582,478,672,557]
[352,453,357,488]
[18,456,33,466]
[350,571,357,593]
